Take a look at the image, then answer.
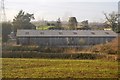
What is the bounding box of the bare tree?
[103,11,119,32]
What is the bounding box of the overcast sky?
[1,0,119,22]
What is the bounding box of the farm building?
[16,30,117,47]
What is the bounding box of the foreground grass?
[2,58,118,78]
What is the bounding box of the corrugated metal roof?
[17,30,117,37]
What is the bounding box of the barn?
[16,30,117,47]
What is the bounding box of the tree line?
[2,10,119,42]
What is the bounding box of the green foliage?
[2,58,118,78]
[2,45,106,59]
[12,10,36,32]
[2,50,104,59]
[117,22,120,33]
[36,26,56,30]
[2,22,12,42]
[3,46,39,51]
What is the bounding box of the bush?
[3,45,39,51]
[2,51,104,59]
[3,46,81,53]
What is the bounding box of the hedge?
[2,51,105,59]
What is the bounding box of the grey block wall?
[17,37,115,47]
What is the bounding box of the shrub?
[2,51,104,59]
[3,45,39,51]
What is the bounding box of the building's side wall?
[17,36,116,47]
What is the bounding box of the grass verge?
[2,58,118,78]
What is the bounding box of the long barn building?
[16,30,117,47]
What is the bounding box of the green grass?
[36,26,56,30]
[2,58,118,78]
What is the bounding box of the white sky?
[1,0,119,22]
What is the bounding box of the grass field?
[36,26,55,30]
[2,58,118,78]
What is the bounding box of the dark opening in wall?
[73,32,77,34]
[40,32,44,35]
[91,32,95,35]
[105,32,109,34]
[25,32,29,35]
[59,32,63,35]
